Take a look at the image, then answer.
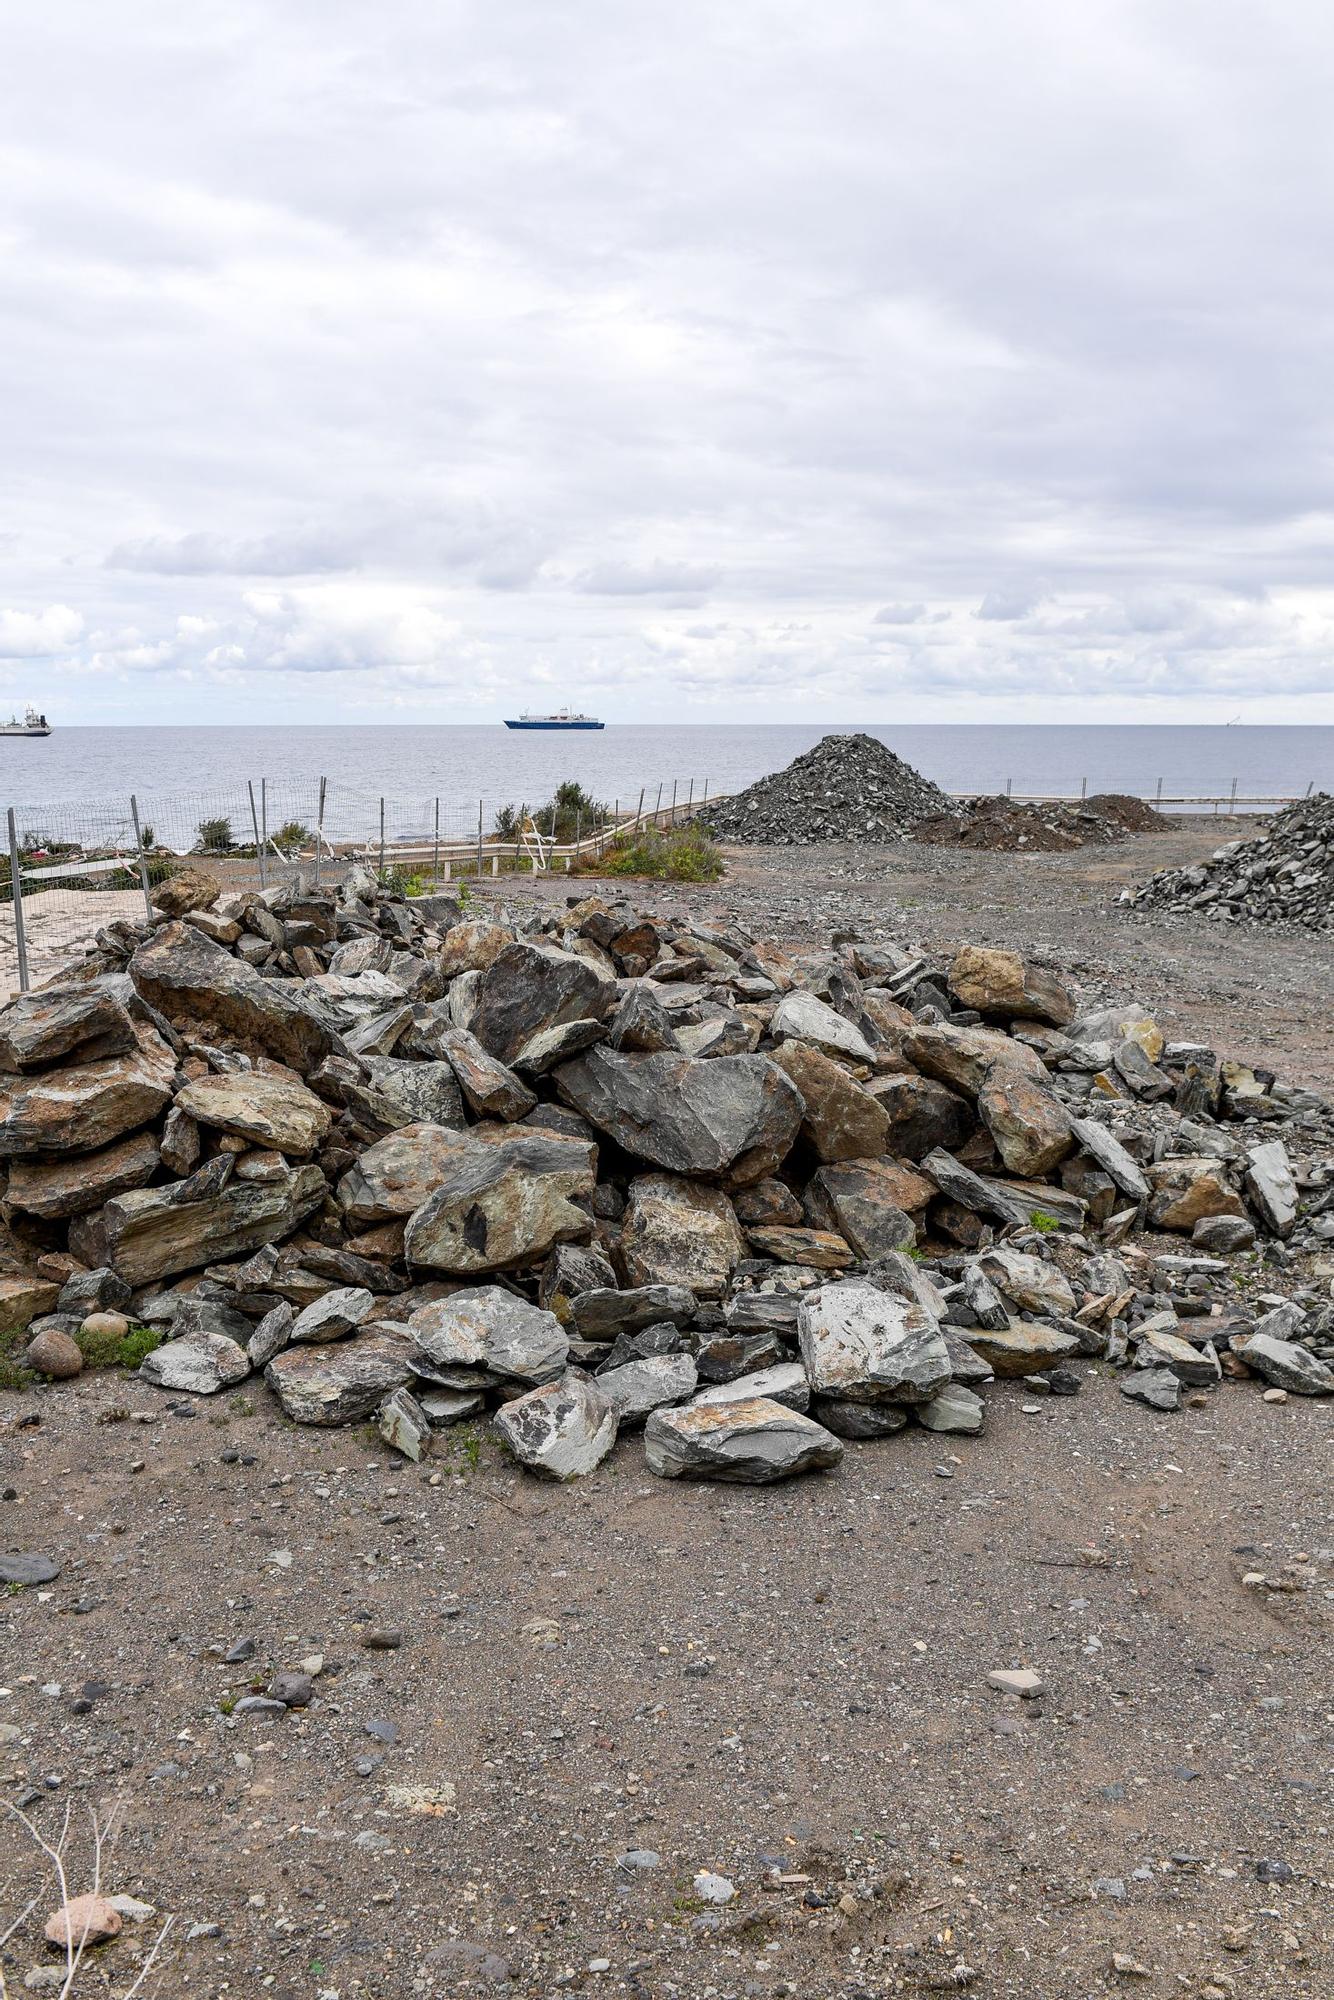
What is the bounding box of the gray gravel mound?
[1125,793,1333,931]
[698,732,949,845]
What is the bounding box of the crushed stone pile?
[913,792,1168,854]
[1,866,1331,1497]
[1125,793,1334,931]
[699,732,949,844]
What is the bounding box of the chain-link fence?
[0,775,722,996]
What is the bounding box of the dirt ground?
[1,820,1331,1999]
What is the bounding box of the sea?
[2,724,1331,848]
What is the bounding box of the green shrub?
[75,1321,163,1370]
[196,815,233,853]
[272,819,314,849]
[0,1328,34,1392]
[1028,1209,1062,1234]
[596,823,724,882]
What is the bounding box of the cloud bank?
[2,1,1333,722]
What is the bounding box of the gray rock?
[494,1371,618,1479]
[770,989,877,1063]
[812,1396,909,1437]
[358,1055,466,1128]
[798,1280,951,1405]
[404,1130,596,1275]
[645,1396,843,1482]
[5,1127,161,1220]
[130,921,330,1072]
[408,1286,568,1386]
[512,1018,607,1075]
[619,1174,746,1298]
[0,1042,175,1159]
[915,1382,985,1434]
[1244,1140,1299,1238]
[1191,1214,1257,1253]
[269,1672,314,1708]
[338,1122,480,1227]
[101,1164,326,1286]
[418,1388,485,1425]
[139,1328,251,1395]
[805,1158,922,1259]
[264,1330,416,1423]
[919,1149,1031,1228]
[377,1385,432,1459]
[607,983,682,1053]
[290,1287,375,1344]
[555,1047,802,1183]
[693,1361,811,1412]
[567,1283,697,1342]
[435,1027,538,1121]
[596,1352,698,1423]
[247,1301,296,1367]
[470,942,617,1066]
[1119,1367,1181,1412]
[1239,1332,1334,1395]
[0,1553,61,1586]
[872,1073,974,1161]
[175,1069,332,1155]
[1068,1118,1151,1202]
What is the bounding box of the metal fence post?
[635,786,645,835]
[476,800,483,881]
[315,776,326,890]
[433,798,440,890]
[1155,776,1163,806]
[379,798,386,877]
[247,781,265,889]
[686,778,694,819]
[655,781,663,825]
[670,778,678,827]
[129,795,153,922]
[260,778,269,885]
[7,809,30,994]
[1229,777,1237,815]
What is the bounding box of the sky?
[4,0,1334,725]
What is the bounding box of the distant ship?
[504,708,604,731]
[0,706,52,738]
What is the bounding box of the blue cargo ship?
[504,709,604,730]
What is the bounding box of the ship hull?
[0,727,52,738]
[503,719,604,730]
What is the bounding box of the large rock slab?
[798,1280,950,1405]
[0,985,139,1073]
[1238,1332,1334,1395]
[0,1275,60,1337]
[903,1022,1046,1100]
[806,1159,930,1259]
[494,1372,618,1479]
[437,919,512,978]
[0,1040,174,1157]
[567,1283,698,1342]
[436,1028,537,1121]
[556,1047,801,1183]
[1244,1141,1299,1238]
[593,1352,698,1424]
[354,1055,466,1129]
[693,1361,811,1412]
[290,1286,375,1343]
[619,1175,746,1298]
[871,1074,974,1160]
[408,1285,569,1386]
[140,1327,250,1395]
[746,1225,853,1268]
[976,1247,1076,1317]
[1068,1117,1151,1202]
[338,1122,478,1227]
[644,1396,843,1483]
[4,1127,160,1219]
[1147,1158,1245,1232]
[946,946,1075,1027]
[265,1330,416,1423]
[130,921,331,1072]
[101,1164,326,1285]
[176,1068,332,1155]
[769,1041,889,1161]
[404,1131,596,1274]
[470,942,617,1066]
[977,1072,1073,1178]
[770,991,876,1064]
[965,1321,1082,1377]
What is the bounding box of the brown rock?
[770,1041,890,1162]
[805,1158,927,1259]
[437,919,512,978]
[946,945,1076,1026]
[977,1072,1074,1178]
[747,1225,854,1269]
[44,1894,122,1948]
[0,1036,174,1158]
[151,866,221,916]
[129,921,330,1072]
[0,1275,61,1337]
[0,985,139,1073]
[1148,1159,1246,1232]
[903,1021,1047,1100]
[25,1327,83,1378]
[338,1123,488,1228]
[176,1067,333,1155]
[620,1174,746,1298]
[731,1177,804,1227]
[4,1127,161,1220]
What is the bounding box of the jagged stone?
[130,922,330,1071]
[470,942,617,1066]
[1244,1140,1299,1238]
[1239,1332,1334,1395]
[965,1321,1082,1377]
[644,1396,843,1482]
[434,1027,537,1121]
[915,1382,986,1433]
[747,1225,853,1268]
[408,1285,568,1385]
[176,1068,332,1155]
[4,1127,160,1219]
[871,1074,974,1160]
[977,1072,1073,1177]
[378,1385,432,1460]
[798,1280,951,1405]
[494,1372,617,1478]
[140,1327,250,1395]
[567,1283,698,1341]
[812,1396,909,1438]
[606,983,682,1054]
[693,1362,811,1412]
[101,1164,326,1285]
[265,1330,416,1423]
[770,991,877,1064]
[596,1352,698,1423]
[904,1021,1047,1100]
[0,1039,174,1158]
[619,1175,746,1298]
[404,1131,595,1274]
[0,985,139,1073]
[1068,1117,1151,1201]
[556,1047,801,1183]
[946,946,1075,1027]
[338,1122,479,1227]
[769,1041,889,1161]
[976,1248,1076,1317]
[290,1286,375,1343]
[806,1158,929,1259]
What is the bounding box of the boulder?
[290,1286,375,1343]
[176,1068,332,1155]
[567,1283,698,1341]
[265,1330,416,1423]
[101,1164,326,1285]
[798,1280,951,1405]
[4,1127,160,1220]
[812,1397,908,1438]
[946,946,1075,1027]
[977,1072,1073,1178]
[806,1159,929,1259]
[338,1123,479,1227]
[437,919,512,977]
[915,1382,986,1434]
[437,1028,538,1121]
[644,1396,843,1483]
[1067,1117,1151,1202]
[151,866,221,917]
[25,1326,84,1378]
[619,1174,746,1298]
[732,1178,804,1227]
[140,1327,250,1395]
[1238,1332,1334,1395]
[494,1372,618,1478]
[976,1247,1076,1317]
[607,983,682,1053]
[356,1055,466,1129]
[247,1301,295,1367]
[0,1042,174,1158]
[538,1241,619,1322]
[770,990,877,1064]
[596,1352,698,1423]
[0,985,138,1073]
[769,1041,889,1161]
[903,1021,1047,1100]
[512,1018,607,1074]
[871,1074,974,1161]
[919,1149,1031,1228]
[404,1131,596,1274]
[1244,1141,1299,1238]
[1136,1325,1222,1386]
[556,1047,801,1183]
[408,1285,569,1386]
[1192,1214,1257,1253]
[693,1361,811,1412]
[130,922,330,1072]
[1120,1367,1180,1412]
[1147,1159,1246,1232]
[746,1225,853,1269]
[965,1322,1082,1377]
[470,942,617,1066]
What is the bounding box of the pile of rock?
[1124,793,1334,930]
[913,793,1168,854]
[698,733,949,845]
[2,867,1331,1487]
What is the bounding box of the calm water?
[2,724,1330,846]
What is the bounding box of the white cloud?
[0,4,1332,720]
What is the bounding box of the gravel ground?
[2,822,1331,1999]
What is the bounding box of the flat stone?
[977,1248,1076,1318]
[620,1175,746,1298]
[247,1301,295,1367]
[0,985,138,1073]
[265,1330,416,1423]
[408,1285,568,1386]
[1192,1214,1257,1253]
[555,1047,802,1183]
[966,1321,1082,1377]
[1245,1140,1300,1238]
[1119,1367,1182,1412]
[977,1072,1074,1178]
[130,921,330,1072]
[1238,1332,1334,1396]
[0,1039,174,1159]
[494,1371,618,1479]
[769,1041,889,1161]
[693,1361,811,1412]
[418,1387,486,1425]
[770,990,877,1063]
[1068,1118,1151,1202]
[645,1395,843,1483]
[811,1396,908,1438]
[567,1284,697,1343]
[102,1164,326,1285]
[290,1286,375,1343]
[176,1068,332,1154]
[596,1352,698,1422]
[798,1279,951,1404]
[806,1158,929,1259]
[0,1276,61,1338]
[987,1668,1044,1697]
[404,1130,596,1274]
[919,1149,1031,1228]
[0,1552,61,1586]
[1136,1325,1222,1386]
[915,1382,985,1433]
[140,1327,250,1395]
[904,1020,1047,1099]
[435,1027,537,1121]
[6,1127,162,1221]
[747,1225,853,1268]
[947,946,1075,1027]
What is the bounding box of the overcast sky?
[4,1,1334,724]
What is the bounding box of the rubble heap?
[1124,793,1334,931]
[699,733,948,845]
[913,792,1168,854]
[2,867,1331,1486]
